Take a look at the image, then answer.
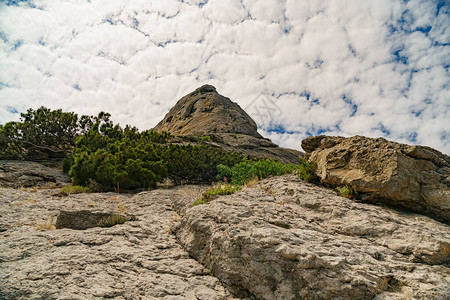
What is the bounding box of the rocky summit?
[154,85,302,165]
[154,85,261,138]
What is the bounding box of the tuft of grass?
[297,158,319,183]
[35,215,56,230]
[97,214,128,227]
[60,185,89,196]
[244,174,259,187]
[193,184,242,206]
[336,185,358,199]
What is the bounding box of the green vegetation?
[194,159,300,206]
[97,214,128,227]
[0,107,129,161]
[297,158,319,183]
[0,107,80,160]
[199,135,211,142]
[60,185,89,196]
[66,112,243,191]
[68,127,243,191]
[336,185,358,199]
[1,107,315,194]
[193,184,242,206]
[216,158,299,186]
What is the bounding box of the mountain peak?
[194,84,217,94]
[154,85,261,138]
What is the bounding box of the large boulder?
[301,135,450,222]
[154,85,303,164]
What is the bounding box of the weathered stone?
[154,84,261,138]
[0,160,70,188]
[174,175,450,299]
[301,135,450,222]
[55,210,130,230]
[0,188,238,299]
[154,85,303,164]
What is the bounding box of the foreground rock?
[2,174,448,299]
[302,135,450,222]
[0,187,236,299]
[0,160,70,188]
[174,175,450,299]
[154,85,302,164]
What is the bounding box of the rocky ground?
[1,174,449,299]
[0,186,237,299]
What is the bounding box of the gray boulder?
[0,160,70,188]
[301,135,450,222]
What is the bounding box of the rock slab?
[0,160,70,188]
[174,175,450,300]
[0,188,237,299]
[301,135,450,222]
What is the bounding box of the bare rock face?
[0,187,237,299]
[154,85,303,165]
[174,175,450,299]
[1,174,449,299]
[154,84,261,138]
[301,135,450,222]
[0,160,70,188]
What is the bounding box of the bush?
[165,144,243,185]
[193,184,242,206]
[0,107,129,161]
[192,159,298,205]
[217,158,298,186]
[97,214,128,227]
[297,158,319,183]
[199,135,211,142]
[68,118,243,190]
[0,107,81,160]
[60,185,90,196]
[336,185,358,199]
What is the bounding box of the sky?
[0,0,449,154]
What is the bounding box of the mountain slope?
[154,85,302,164]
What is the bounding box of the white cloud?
[0,0,448,154]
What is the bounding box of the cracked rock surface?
[174,175,450,300]
[1,174,449,299]
[0,187,236,300]
[0,161,70,188]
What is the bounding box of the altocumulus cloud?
[0,0,449,153]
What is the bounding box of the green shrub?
[69,122,242,190]
[97,214,128,227]
[60,185,89,196]
[199,135,211,142]
[297,158,319,183]
[217,158,298,186]
[62,158,73,173]
[336,185,358,199]
[165,144,243,185]
[193,184,242,206]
